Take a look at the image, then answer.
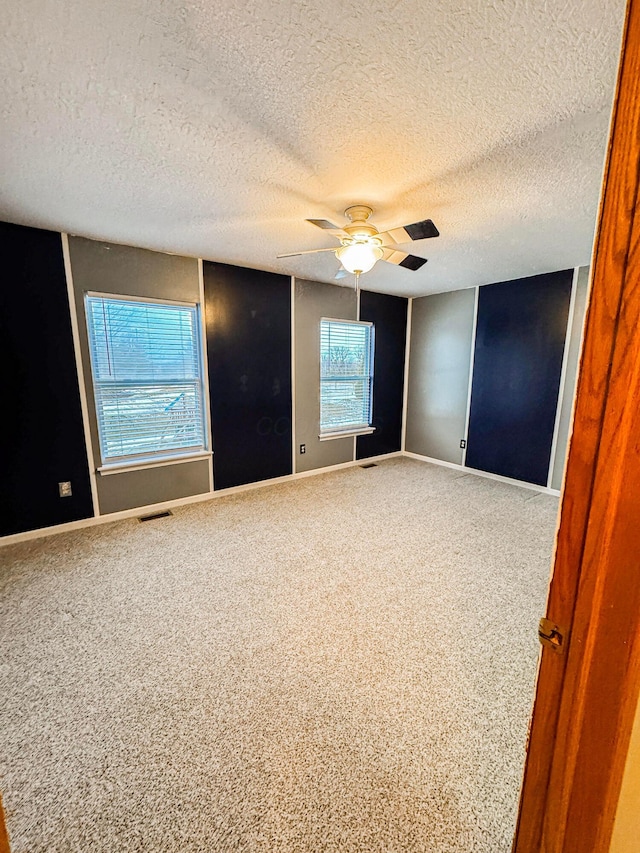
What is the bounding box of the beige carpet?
[0,457,558,852]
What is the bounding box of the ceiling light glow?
[336,242,383,274]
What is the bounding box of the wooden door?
[0,796,10,853]
[514,0,640,849]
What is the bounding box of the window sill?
[318,427,375,441]
[97,450,212,476]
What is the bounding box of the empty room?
[2,1,640,852]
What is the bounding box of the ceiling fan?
[277,204,439,279]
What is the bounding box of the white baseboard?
[403,451,465,472]
[0,452,402,548]
[0,449,557,548]
[402,451,561,496]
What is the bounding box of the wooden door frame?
[514,0,640,849]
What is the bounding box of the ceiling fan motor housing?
[343,205,381,243]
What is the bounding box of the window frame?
[84,291,209,473]
[318,317,375,440]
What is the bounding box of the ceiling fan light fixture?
[336,242,383,274]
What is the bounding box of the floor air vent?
[360,463,378,469]
[139,510,173,522]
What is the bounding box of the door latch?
[538,617,565,652]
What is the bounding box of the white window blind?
[85,295,206,464]
[320,319,374,435]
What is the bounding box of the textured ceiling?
[1,0,627,296]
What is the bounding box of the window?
[320,319,374,436]
[85,294,206,467]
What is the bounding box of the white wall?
[610,698,640,852]
[405,288,476,464]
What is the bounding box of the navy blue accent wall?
[203,262,292,490]
[466,270,573,486]
[357,290,408,459]
[0,222,94,535]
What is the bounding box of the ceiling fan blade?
[334,269,349,280]
[306,219,350,240]
[379,218,439,245]
[277,247,339,258]
[381,247,428,271]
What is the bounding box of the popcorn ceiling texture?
[0,459,558,851]
[0,0,626,295]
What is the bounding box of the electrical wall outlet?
[460,439,467,449]
[300,444,306,454]
[58,481,72,497]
